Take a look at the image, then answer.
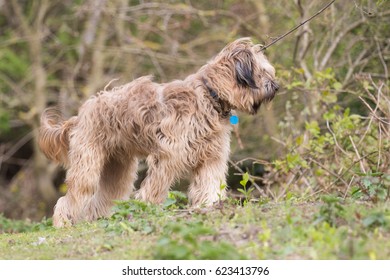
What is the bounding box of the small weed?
[351,173,390,203]
[362,212,389,229]
[31,217,53,231]
[314,195,345,226]
[154,220,244,260]
[0,214,52,233]
[0,214,33,233]
[237,172,255,204]
[110,200,152,220]
[163,191,188,209]
[100,200,162,235]
[219,182,227,202]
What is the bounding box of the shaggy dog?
[39,38,279,227]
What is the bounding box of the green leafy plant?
[0,214,33,233]
[110,200,151,220]
[0,214,52,233]
[264,67,389,206]
[362,212,389,229]
[102,200,162,235]
[237,172,255,204]
[154,221,244,260]
[163,191,188,209]
[351,173,390,203]
[314,195,346,227]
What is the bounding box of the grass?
[1,193,389,260]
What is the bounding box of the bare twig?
[329,151,378,188]
[343,175,355,199]
[308,157,349,187]
[326,120,350,157]
[374,37,389,81]
[357,112,374,147]
[234,157,271,167]
[293,0,314,80]
[349,135,366,173]
[233,126,244,150]
[320,17,366,70]
[228,159,266,196]
[0,131,34,170]
[343,42,369,85]
[358,96,390,125]
[297,169,312,189]
[378,121,382,171]
[271,136,287,146]
[276,173,297,201]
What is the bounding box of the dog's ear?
[233,49,258,89]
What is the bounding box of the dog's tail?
[38,108,77,166]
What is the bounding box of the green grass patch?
[1,194,389,260]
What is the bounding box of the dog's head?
[202,38,279,114]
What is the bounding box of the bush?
[262,68,389,202]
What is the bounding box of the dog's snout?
[263,80,279,102]
[272,81,280,92]
[274,83,280,92]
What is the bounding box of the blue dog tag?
[230,115,239,125]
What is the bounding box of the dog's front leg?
[135,154,177,204]
[188,157,228,206]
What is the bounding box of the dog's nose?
[272,81,280,92]
[264,80,279,102]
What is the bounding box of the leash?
[260,0,336,51]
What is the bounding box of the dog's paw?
[53,213,73,228]
[53,196,75,228]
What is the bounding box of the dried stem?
[228,159,266,196]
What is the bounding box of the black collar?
[202,77,231,119]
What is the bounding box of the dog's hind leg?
[85,156,138,220]
[52,142,105,227]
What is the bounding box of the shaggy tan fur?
[39,38,278,227]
